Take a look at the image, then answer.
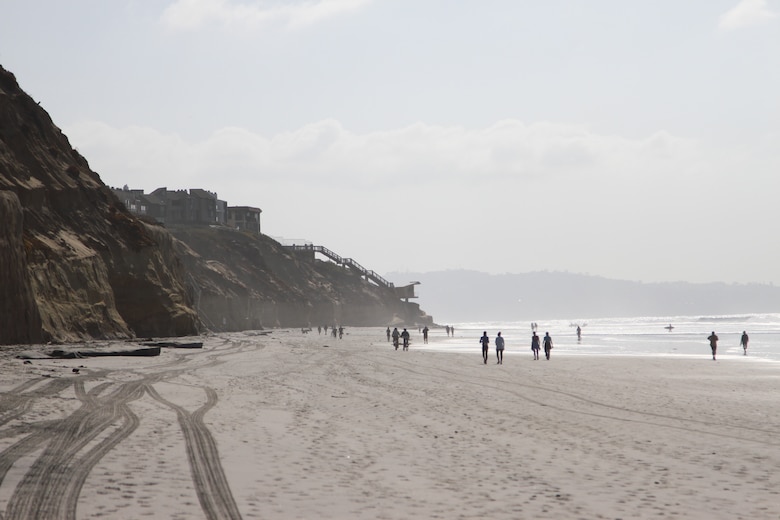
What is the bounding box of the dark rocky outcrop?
[0,65,430,345]
[0,65,199,344]
[0,190,43,343]
[167,225,430,331]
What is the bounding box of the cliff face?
[0,65,431,345]
[0,190,43,343]
[167,225,430,330]
[0,66,198,344]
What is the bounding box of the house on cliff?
[111,186,264,234]
[111,186,228,225]
[226,206,262,234]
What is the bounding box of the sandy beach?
[1,328,779,519]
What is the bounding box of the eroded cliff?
[0,66,198,344]
[0,65,430,345]
[167,225,429,330]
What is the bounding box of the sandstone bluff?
[0,65,430,345]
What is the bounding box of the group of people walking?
[708,330,750,360]
[480,332,503,364]
[382,325,752,362]
[386,325,431,350]
[480,330,554,364]
[317,325,344,339]
[387,327,411,350]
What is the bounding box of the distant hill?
[385,270,780,323]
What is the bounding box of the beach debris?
[17,347,161,359]
[141,341,203,349]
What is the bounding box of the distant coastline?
[387,269,780,322]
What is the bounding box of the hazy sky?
[1,0,778,284]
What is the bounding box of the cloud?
[719,0,777,31]
[63,119,779,283]
[160,0,373,30]
[65,118,699,201]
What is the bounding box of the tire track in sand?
[0,339,246,520]
[3,380,145,520]
[145,384,242,520]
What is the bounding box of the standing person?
[495,332,505,364]
[480,331,490,364]
[401,328,410,350]
[392,327,400,350]
[386,327,391,342]
[318,325,322,335]
[451,326,455,336]
[708,331,719,360]
[332,326,337,338]
[740,331,749,355]
[531,331,540,360]
[338,326,344,339]
[422,326,429,344]
[543,332,553,360]
[576,325,582,342]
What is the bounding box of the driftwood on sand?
[142,341,203,349]
[17,347,162,360]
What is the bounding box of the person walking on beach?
[740,331,749,355]
[543,332,553,360]
[338,326,344,339]
[576,325,582,342]
[422,326,429,344]
[392,327,400,350]
[401,328,410,350]
[480,332,490,364]
[386,327,391,342]
[708,331,719,360]
[495,332,505,364]
[531,331,540,360]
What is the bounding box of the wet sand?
[1,328,779,519]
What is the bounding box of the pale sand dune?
[1,328,779,519]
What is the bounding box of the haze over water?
[416,313,780,362]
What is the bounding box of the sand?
[1,327,779,519]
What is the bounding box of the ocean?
[414,313,780,362]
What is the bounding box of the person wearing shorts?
[480,332,490,364]
[531,332,540,360]
[708,331,718,360]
